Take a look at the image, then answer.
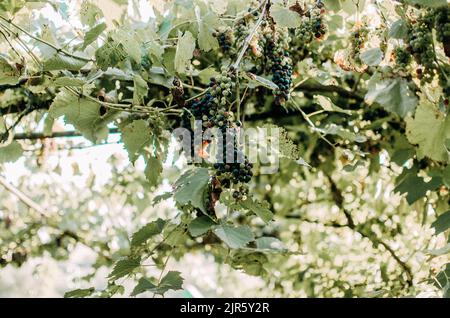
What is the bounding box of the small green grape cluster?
[349,26,369,66]
[289,4,327,61]
[183,69,236,131]
[213,27,235,55]
[262,29,293,105]
[407,22,436,82]
[394,46,412,69]
[433,6,450,57]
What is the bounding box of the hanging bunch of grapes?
[432,5,450,57]
[289,1,328,62]
[406,20,436,84]
[393,46,412,71]
[260,27,293,105]
[181,67,254,204]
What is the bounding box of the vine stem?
[232,0,268,70]
[291,99,336,148]
[0,15,93,63]
[0,175,50,218]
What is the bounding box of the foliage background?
[0,0,449,297]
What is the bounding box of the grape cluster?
[290,4,327,62]
[394,46,411,69]
[213,28,235,55]
[433,6,450,57]
[349,25,369,66]
[182,67,254,201]
[213,145,253,200]
[187,75,235,129]
[263,29,293,105]
[407,21,436,82]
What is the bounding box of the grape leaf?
[406,99,450,162]
[81,22,107,50]
[394,173,442,204]
[188,216,216,237]
[389,19,408,39]
[360,48,383,66]
[108,258,141,280]
[131,271,183,296]
[131,218,166,247]
[173,168,210,212]
[49,89,113,143]
[432,210,450,235]
[0,141,23,163]
[365,76,418,117]
[64,288,95,298]
[0,55,19,85]
[174,31,195,74]
[43,54,88,71]
[195,8,219,52]
[112,29,141,64]
[144,155,163,187]
[240,198,274,223]
[130,278,156,296]
[80,0,103,27]
[133,74,148,105]
[213,224,255,249]
[53,77,86,86]
[405,0,447,8]
[120,119,152,163]
[270,5,302,28]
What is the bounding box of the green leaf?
[406,99,450,162]
[360,48,383,66]
[112,29,141,64]
[64,287,95,298]
[394,173,442,204]
[389,20,408,39]
[188,216,216,237]
[108,258,140,280]
[0,55,19,85]
[133,74,148,105]
[174,31,195,74]
[365,76,418,117]
[156,271,184,294]
[0,141,23,163]
[244,72,279,90]
[144,155,163,187]
[405,0,447,8]
[313,95,352,115]
[432,210,450,235]
[130,278,156,296]
[196,10,219,52]
[152,192,172,205]
[213,224,255,249]
[173,168,210,212]
[131,218,166,246]
[120,119,152,163]
[443,165,450,188]
[270,5,302,28]
[81,22,107,50]
[323,0,342,11]
[43,54,88,71]
[240,198,274,223]
[53,77,86,87]
[49,89,113,143]
[95,38,127,70]
[255,237,287,252]
[80,0,103,27]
